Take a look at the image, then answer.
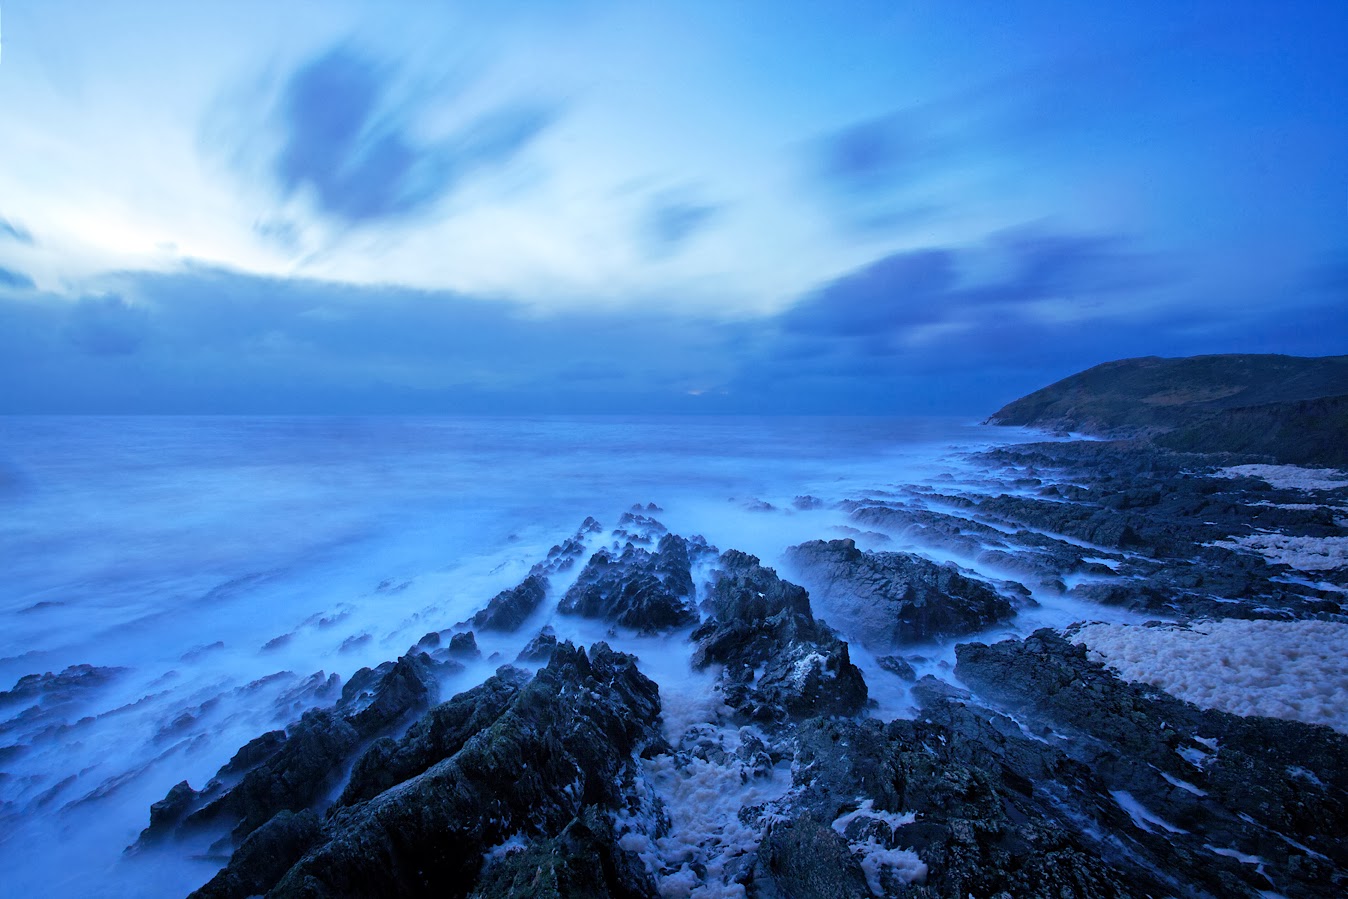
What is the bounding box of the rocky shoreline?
[98,434,1347,898]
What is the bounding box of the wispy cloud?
[641,191,721,258]
[0,267,37,290]
[272,45,557,226]
[0,217,35,246]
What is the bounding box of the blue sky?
[1,0,1344,413]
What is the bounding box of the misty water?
[0,416,1143,897]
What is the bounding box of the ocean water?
[0,415,1112,896]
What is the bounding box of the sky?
[0,0,1345,414]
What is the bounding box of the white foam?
[1217,465,1348,492]
[1110,790,1187,834]
[1208,533,1348,571]
[1073,621,1348,733]
[829,799,926,894]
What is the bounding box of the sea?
[0,415,1133,897]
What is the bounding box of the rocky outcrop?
[786,538,1019,646]
[234,643,663,898]
[460,518,602,635]
[467,574,548,632]
[692,550,867,723]
[559,532,707,634]
[135,651,442,848]
[952,629,1348,898]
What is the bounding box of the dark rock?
[188,810,322,899]
[137,652,442,849]
[691,550,867,723]
[263,642,662,897]
[786,538,1018,646]
[517,627,560,663]
[447,631,480,659]
[951,629,1348,897]
[470,806,657,899]
[337,666,529,807]
[754,818,869,899]
[468,573,549,633]
[559,533,701,633]
[876,655,917,680]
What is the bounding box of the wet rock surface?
[210,642,663,898]
[122,443,1348,898]
[559,531,710,634]
[786,538,1020,645]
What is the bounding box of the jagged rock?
[691,550,867,723]
[219,730,287,778]
[770,715,1167,899]
[0,664,125,709]
[786,539,1018,646]
[517,627,560,663]
[447,631,480,658]
[138,780,199,845]
[754,818,869,899]
[189,810,322,899]
[136,651,442,848]
[951,629,1348,897]
[559,533,702,633]
[470,806,657,899]
[260,642,661,897]
[337,666,529,807]
[468,574,548,632]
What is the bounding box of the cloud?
[0,267,36,290]
[0,217,35,245]
[273,46,556,226]
[65,295,150,356]
[641,192,721,258]
[816,114,923,196]
[780,228,1169,344]
[0,265,742,413]
[780,250,956,337]
[806,112,944,233]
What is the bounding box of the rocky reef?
[122,449,1347,898]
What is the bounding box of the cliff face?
[988,354,1348,465]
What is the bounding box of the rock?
[188,810,322,899]
[786,539,1018,646]
[337,666,529,807]
[468,573,548,633]
[876,655,917,680]
[517,628,560,663]
[559,533,701,633]
[470,807,657,899]
[262,643,662,897]
[447,631,480,658]
[691,550,867,723]
[950,629,1348,896]
[136,651,442,848]
[754,818,869,899]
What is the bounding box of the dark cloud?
[274,46,555,225]
[0,217,35,245]
[780,250,956,336]
[806,112,944,233]
[816,114,922,195]
[780,229,1168,344]
[0,267,36,290]
[642,193,720,257]
[65,295,150,356]
[743,228,1346,413]
[0,237,1341,414]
